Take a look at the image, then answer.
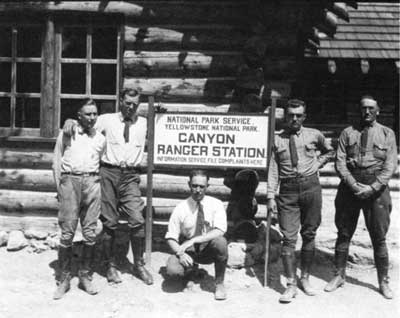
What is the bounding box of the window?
[0,25,43,135]
[0,14,122,137]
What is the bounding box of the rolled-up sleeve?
[213,199,227,233]
[165,209,181,242]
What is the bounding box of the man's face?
[189,175,208,202]
[360,98,379,124]
[78,105,98,130]
[120,94,139,119]
[285,106,306,132]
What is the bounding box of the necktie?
[360,127,368,156]
[123,118,131,143]
[195,202,205,236]
[289,134,298,168]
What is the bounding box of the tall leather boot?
[53,246,72,300]
[130,233,153,285]
[279,251,297,303]
[214,259,227,300]
[324,250,347,292]
[375,255,393,299]
[103,229,122,284]
[299,249,316,296]
[78,244,98,295]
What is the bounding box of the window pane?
[16,63,41,93]
[0,63,11,92]
[92,27,117,59]
[17,27,42,57]
[61,64,86,94]
[62,27,87,58]
[92,64,116,95]
[0,98,11,127]
[15,98,40,128]
[0,27,11,56]
[60,99,85,127]
[95,100,116,114]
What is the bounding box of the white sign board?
[154,113,269,169]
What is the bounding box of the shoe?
[133,262,154,285]
[299,275,316,296]
[183,280,196,292]
[53,272,71,300]
[78,270,98,295]
[106,265,122,284]
[279,284,297,303]
[324,275,345,292]
[214,283,227,301]
[379,277,393,299]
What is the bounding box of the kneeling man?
[165,170,228,300]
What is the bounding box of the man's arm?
[52,132,65,197]
[370,129,398,192]
[316,131,335,168]
[335,129,358,190]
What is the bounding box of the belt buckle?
[120,161,127,169]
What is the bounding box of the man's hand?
[355,184,375,200]
[63,119,78,137]
[350,182,365,194]
[267,198,278,224]
[178,252,193,267]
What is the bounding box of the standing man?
[64,88,153,286]
[324,96,397,299]
[53,99,105,299]
[165,170,228,301]
[267,99,334,303]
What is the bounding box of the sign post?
[145,95,155,265]
[263,97,277,287]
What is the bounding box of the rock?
[6,230,28,251]
[45,235,60,249]
[227,242,256,268]
[0,231,8,247]
[30,240,49,253]
[24,229,48,240]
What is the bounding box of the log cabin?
[0,1,398,235]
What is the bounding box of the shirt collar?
[284,126,303,136]
[118,112,137,123]
[77,125,95,137]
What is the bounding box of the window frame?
[0,13,123,138]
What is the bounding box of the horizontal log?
[124,26,251,51]
[124,26,297,52]
[0,215,59,233]
[0,1,250,24]
[124,51,244,77]
[124,78,236,103]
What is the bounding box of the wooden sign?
[153,112,269,169]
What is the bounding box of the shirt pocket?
[346,141,359,158]
[304,143,317,158]
[372,143,388,160]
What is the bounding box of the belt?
[61,172,99,176]
[351,167,382,175]
[101,161,141,172]
[280,173,318,184]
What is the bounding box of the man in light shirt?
[64,88,153,286]
[165,170,228,301]
[52,99,105,300]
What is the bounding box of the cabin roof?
[312,2,400,59]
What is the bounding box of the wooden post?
[264,96,277,287]
[145,95,155,265]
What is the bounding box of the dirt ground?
[0,244,399,318]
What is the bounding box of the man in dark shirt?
[325,95,397,299]
[267,99,334,303]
